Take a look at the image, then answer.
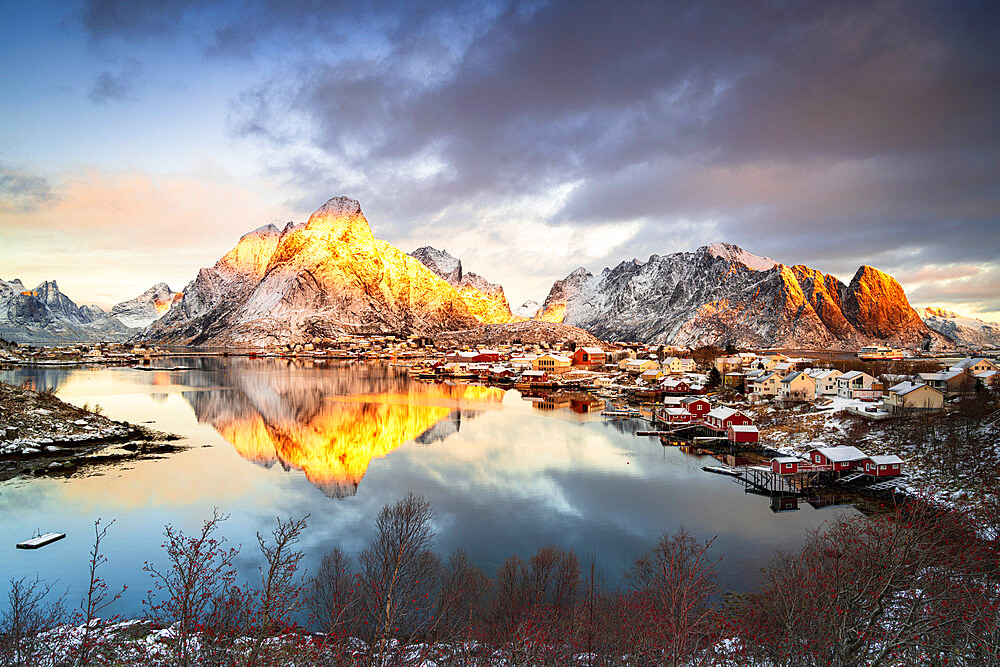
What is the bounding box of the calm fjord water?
[1,358,858,615]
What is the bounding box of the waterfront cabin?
[533,354,572,375]
[521,370,549,384]
[680,397,711,419]
[771,456,802,474]
[488,365,516,379]
[727,424,759,444]
[703,406,752,432]
[572,347,606,367]
[660,407,693,423]
[861,455,903,477]
[809,446,868,471]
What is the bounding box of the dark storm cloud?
[0,164,56,214]
[78,0,1000,309]
[80,0,208,39]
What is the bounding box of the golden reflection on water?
[191,363,506,497]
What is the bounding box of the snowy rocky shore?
[0,380,180,481]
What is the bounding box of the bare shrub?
[0,576,65,667]
[357,493,441,659]
[142,508,239,666]
[626,529,720,666]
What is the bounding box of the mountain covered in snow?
[915,307,1000,350]
[0,279,123,343]
[410,247,515,324]
[534,242,937,349]
[514,300,541,318]
[0,277,185,344]
[110,283,183,329]
[144,197,480,346]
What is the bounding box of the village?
[4,333,998,510]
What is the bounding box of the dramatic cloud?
[49,0,1000,314]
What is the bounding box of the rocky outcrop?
[410,247,515,324]
[536,243,936,349]
[145,197,480,346]
[916,307,1000,349]
[535,268,594,323]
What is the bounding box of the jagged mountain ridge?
[144,197,480,346]
[536,242,936,349]
[0,278,183,343]
[410,247,515,324]
[916,307,1000,349]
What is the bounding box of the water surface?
[0,358,858,616]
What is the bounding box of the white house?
[806,368,843,396]
[837,370,878,399]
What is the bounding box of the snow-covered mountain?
[0,279,128,343]
[110,283,182,328]
[144,197,480,346]
[534,242,937,349]
[0,278,186,344]
[409,247,515,324]
[515,300,541,318]
[915,307,1000,350]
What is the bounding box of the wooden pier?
[17,532,66,549]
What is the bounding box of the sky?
[1,0,998,321]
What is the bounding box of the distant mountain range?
[914,307,1000,350]
[3,196,994,350]
[0,278,180,344]
[532,242,941,349]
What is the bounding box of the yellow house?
[621,358,660,375]
[533,353,572,375]
[884,382,944,413]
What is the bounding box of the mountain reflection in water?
[182,360,505,497]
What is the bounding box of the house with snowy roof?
[837,370,879,399]
[779,371,816,401]
[884,382,944,413]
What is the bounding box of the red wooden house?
[727,424,759,444]
[809,446,868,472]
[861,455,903,477]
[771,456,802,474]
[661,379,691,394]
[571,347,606,366]
[703,406,752,432]
[521,370,549,384]
[659,407,693,423]
[680,397,711,419]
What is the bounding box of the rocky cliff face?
[145,197,480,346]
[916,307,1000,349]
[410,247,515,324]
[536,242,936,349]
